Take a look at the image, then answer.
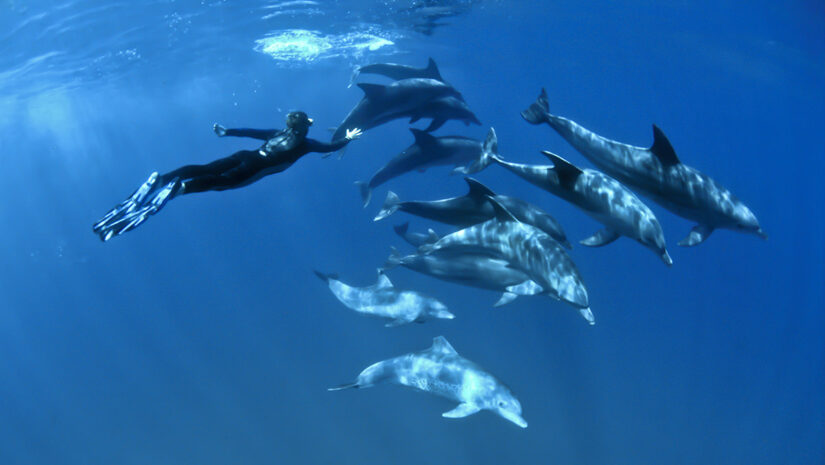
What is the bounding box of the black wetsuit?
[159,127,349,194]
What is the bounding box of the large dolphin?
[332,78,462,141]
[355,129,484,206]
[350,57,444,87]
[385,246,536,307]
[375,177,572,249]
[460,129,672,266]
[522,88,766,246]
[330,336,528,428]
[314,269,454,327]
[418,197,593,324]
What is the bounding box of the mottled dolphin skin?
[351,57,444,86]
[419,197,593,324]
[332,78,462,141]
[375,176,572,249]
[330,336,528,428]
[522,88,766,246]
[385,246,535,307]
[314,269,454,327]
[355,129,483,206]
[460,128,672,266]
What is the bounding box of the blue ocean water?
[1,1,823,463]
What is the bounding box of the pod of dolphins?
[317,57,766,429]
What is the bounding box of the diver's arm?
[213,123,278,140]
[305,137,350,154]
[306,128,363,153]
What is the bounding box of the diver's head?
[286,111,313,134]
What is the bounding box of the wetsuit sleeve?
[305,137,350,154]
[223,128,279,140]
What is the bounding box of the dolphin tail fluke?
[355,181,372,207]
[454,127,499,175]
[328,382,359,391]
[374,191,401,221]
[520,88,550,125]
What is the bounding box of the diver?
[93,111,362,241]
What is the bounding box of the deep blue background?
[1,1,823,464]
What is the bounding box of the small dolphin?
[314,269,454,327]
[459,128,672,266]
[418,197,593,323]
[385,246,535,307]
[330,336,528,428]
[355,129,484,207]
[333,78,462,141]
[522,88,766,246]
[350,57,444,87]
[393,222,441,248]
[375,177,572,249]
[406,96,480,132]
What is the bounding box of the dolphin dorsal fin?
[376,269,393,288]
[464,177,496,199]
[410,128,438,147]
[427,229,440,242]
[357,83,387,101]
[426,57,443,81]
[649,125,680,166]
[431,336,457,355]
[541,151,582,190]
[486,195,519,223]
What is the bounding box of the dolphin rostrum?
[314,269,454,326]
[330,336,528,428]
[459,128,672,266]
[375,177,572,249]
[332,78,463,141]
[522,88,766,246]
[418,197,593,324]
[355,129,485,207]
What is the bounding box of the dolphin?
[332,78,463,141]
[522,88,766,246]
[459,128,672,266]
[355,129,484,207]
[314,269,454,326]
[418,197,593,324]
[407,96,480,132]
[330,336,528,428]
[385,246,535,307]
[392,222,441,248]
[350,57,444,87]
[375,177,572,249]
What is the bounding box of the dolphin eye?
[498,401,506,408]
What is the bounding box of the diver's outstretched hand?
[213,123,227,137]
[345,128,363,141]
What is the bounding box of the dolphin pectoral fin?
[579,228,620,247]
[494,292,518,307]
[506,280,544,296]
[678,225,713,247]
[442,403,481,419]
[385,317,414,327]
